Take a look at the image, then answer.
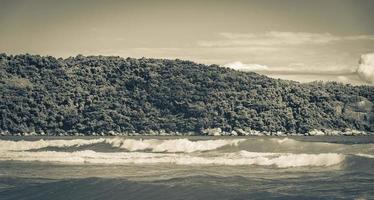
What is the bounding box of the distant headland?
[0,54,373,136]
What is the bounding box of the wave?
[5,138,372,168]
[0,138,245,153]
[0,138,106,151]
[0,149,344,168]
[239,151,344,167]
[106,138,245,153]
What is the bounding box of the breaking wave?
[106,138,244,153]
[0,150,344,168]
[0,138,244,153]
[5,138,374,168]
[0,138,106,151]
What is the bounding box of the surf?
[0,149,345,168]
[1,137,373,168]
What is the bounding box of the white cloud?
[357,53,374,83]
[223,61,269,71]
[198,32,374,47]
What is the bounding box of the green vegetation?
[0,54,373,135]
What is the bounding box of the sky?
[1,0,374,85]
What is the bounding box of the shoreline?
[1,128,371,137]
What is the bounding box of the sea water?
[0,136,373,200]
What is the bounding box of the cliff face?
[0,54,373,135]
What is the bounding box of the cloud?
[357,53,374,83]
[223,61,269,71]
[198,32,374,47]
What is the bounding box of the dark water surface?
[0,136,373,200]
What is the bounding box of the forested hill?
[0,54,373,135]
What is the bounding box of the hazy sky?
[1,0,374,84]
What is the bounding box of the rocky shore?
[1,128,370,137]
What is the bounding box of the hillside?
[0,54,373,135]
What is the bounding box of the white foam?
[0,138,345,168]
[106,138,245,152]
[0,138,245,153]
[0,149,344,168]
[0,138,106,151]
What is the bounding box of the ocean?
[0,136,373,200]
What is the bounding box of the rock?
[221,131,231,136]
[324,129,341,136]
[342,129,366,136]
[204,128,222,136]
[147,130,156,135]
[234,128,250,136]
[274,131,286,136]
[230,130,238,136]
[248,129,262,136]
[308,129,325,136]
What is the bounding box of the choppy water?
[0,136,373,200]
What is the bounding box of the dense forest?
[0,54,373,135]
